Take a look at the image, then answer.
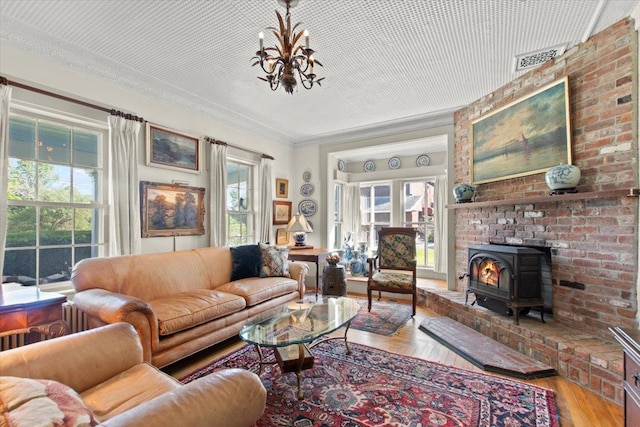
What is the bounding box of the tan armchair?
[0,323,266,427]
[367,227,417,316]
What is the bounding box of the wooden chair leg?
[367,287,372,312]
[377,290,381,301]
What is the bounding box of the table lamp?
[286,212,313,247]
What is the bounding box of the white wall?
[1,46,296,254]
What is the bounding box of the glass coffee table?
[239,296,361,400]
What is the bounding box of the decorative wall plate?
[298,199,317,217]
[302,171,311,182]
[363,160,375,172]
[388,157,401,169]
[416,154,430,167]
[300,183,314,197]
[338,159,346,172]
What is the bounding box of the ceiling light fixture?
[252,0,323,94]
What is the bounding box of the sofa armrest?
[100,369,266,427]
[0,323,143,393]
[288,260,309,298]
[74,289,158,362]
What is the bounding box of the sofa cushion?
[150,289,246,336]
[217,276,298,306]
[0,376,99,427]
[80,363,180,422]
[230,244,262,281]
[259,243,290,278]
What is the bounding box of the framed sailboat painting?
[470,76,572,184]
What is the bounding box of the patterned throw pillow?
[0,376,99,427]
[259,243,290,278]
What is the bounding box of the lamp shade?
[286,213,313,233]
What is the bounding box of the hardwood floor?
[163,293,623,427]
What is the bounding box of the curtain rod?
[204,136,274,160]
[1,76,274,159]
[0,75,143,121]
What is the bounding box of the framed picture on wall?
[146,123,200,173]
[276,228,289,245]
[470,76,572,184]
[276,178,289,198]
[273,201,292,225]
[140,181,205,237]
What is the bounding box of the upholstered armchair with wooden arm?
[366,227,417,316]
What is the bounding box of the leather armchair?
[0,323,266,427]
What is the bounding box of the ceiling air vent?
[514,44,567,72]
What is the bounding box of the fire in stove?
[479,260,500,286]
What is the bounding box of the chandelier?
[252,0,323,94]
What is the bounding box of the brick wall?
[453,18,638,340]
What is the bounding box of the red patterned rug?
[350,299,413,336]
[181,339,559,426]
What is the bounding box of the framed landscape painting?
[140,181,205,237]
[470,76,572,184]
[146,123,200,173]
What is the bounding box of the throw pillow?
[0,376,99,427]
[230,244,262,281]
[259,243,290,278]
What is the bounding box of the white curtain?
[343,183,361,242]
[259,156,273,243]
[433,175,448,273]
[108,115,142,256]
[0,84,12,278]
[209,142,227,247]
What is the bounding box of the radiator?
[62,301,89,334]
[1,334,28,351]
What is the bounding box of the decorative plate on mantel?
[388,157,401,169]
[338,160,346,172]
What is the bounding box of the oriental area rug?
[350,299,413,336]
[181,340,560,427]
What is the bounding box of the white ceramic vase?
[453,183,475,203]
[545,164,581,190]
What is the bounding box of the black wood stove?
[465,244,545,325]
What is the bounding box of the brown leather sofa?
[0,323,266,426]
[71,246,308,367]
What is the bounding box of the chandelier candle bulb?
[304,30,309,48]
[259,32,264,51]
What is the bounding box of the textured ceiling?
[0,0,637,147]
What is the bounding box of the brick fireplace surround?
[446,17,638,404]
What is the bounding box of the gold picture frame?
[276,228,289,245]
[471,76,572,184]
[140,181,205,237]
[276,178,289,198]
[146,123,200,173]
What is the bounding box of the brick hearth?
[417,286,624,404]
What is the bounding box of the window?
[332,183,343,249]
[4,112,107,285]
[359,183,391,251]
[352,178,438,271]
[403,180,435,268]
[226,160,255,245]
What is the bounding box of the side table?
[322,264,347,296]
[0,287,69,348]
